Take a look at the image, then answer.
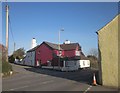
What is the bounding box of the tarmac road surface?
[2,63,118,92]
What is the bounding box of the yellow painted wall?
[98,14,119,88]
[118,14,120,89]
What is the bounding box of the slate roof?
[80,52,89,60]
[61,43,81,50]
[43,41,63,50]
[27,45,40,52]
[44,41,81,50]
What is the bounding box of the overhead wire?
[8,14,16,52]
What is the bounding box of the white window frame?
[75,50,80,56]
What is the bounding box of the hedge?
[2,61,12,73]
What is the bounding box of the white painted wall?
[61,60,79,71]
[78,60,90,68]
[24,51,35,66]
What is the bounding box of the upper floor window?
[57,51,62,56]
[75,51,80,56]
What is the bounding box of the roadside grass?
[0,60,1,72]
[2,61,13,77]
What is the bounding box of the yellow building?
[98,14,119,89]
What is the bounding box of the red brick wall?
[63,50,76,57]
[35,44,53,66]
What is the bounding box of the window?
[76,51,80,56]
[65,61,68,67]
[57,51,62,56]
[83,61,85,66]
[59,51,62,56]
[74,62,76,65]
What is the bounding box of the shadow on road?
[24,67,99,85]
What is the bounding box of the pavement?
[2,63,119,92]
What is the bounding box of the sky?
[2,2,118,55]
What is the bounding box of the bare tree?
[87,48,98,69]
[88,48,98,58]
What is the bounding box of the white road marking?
[3,73,48,82]
[42,80,54,84]
[9,85,28,90]
[83,85,92,93]
[9,80,54,91]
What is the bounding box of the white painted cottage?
[23,45,39,66]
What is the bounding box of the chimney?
[64,40,71,44]
[31,38,37,48]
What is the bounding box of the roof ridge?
[44,41,58,45]
[44,41,61,50]
[44,41,79,45]
[61,43,79,45]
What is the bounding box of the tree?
[87,55,98,69]
[13,48,25,59]
[0,44,13,74]
[88,48,98,58]
[8,55,15,63]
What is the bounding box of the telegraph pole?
[58,28,64,69]
[6,5,9,62]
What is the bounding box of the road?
[2,63,118,92]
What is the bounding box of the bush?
[9,55,15,63]
[2,61,12,73]
[87,55,98,69]
[90,60,98,69]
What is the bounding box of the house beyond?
[23,41,90,71]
